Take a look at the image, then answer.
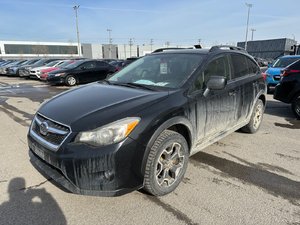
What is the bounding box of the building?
[0,40,79,58]
[0,40,191,59]
[237,38,297,59]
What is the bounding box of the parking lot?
[0,76,299,225]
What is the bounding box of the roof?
[280,55,300,58]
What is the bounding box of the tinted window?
[97,61,108,67]
[231,54,248,79]
[194,55,230,90]
[272,57,300,68]
[246,57,259,74]
[82,62,96,69]
[288,60,300,70]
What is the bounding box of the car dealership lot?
[0,77,299,225]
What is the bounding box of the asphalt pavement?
[0,77,299,225]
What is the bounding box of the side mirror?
[203,76,227,97]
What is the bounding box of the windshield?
[272,57,300,68]
[63,60,84,69]
[59,60,75,68]
[108,54,203,88]
[45,60,60,67]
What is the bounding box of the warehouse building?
[237,38,297,59]
[0,40,182,59]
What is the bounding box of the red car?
[40,60,75,81]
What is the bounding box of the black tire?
[241,99,264,133]
[143,130,189,196]
[291,93,300,120]
[65,75,77,86]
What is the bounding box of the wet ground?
[0,76,299,225]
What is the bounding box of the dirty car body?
[28,46,266,196]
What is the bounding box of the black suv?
[274,59,300,119]
[28,46,266,196]
[47,59,116,86]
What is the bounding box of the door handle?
[228,90,236,96]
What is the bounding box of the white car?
[29,60,65,78]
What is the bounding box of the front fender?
[139,116,194,176]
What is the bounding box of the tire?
[291,93,300,120]
[143,130,189,196]
[241,99,264,133]
[65,75,77,86]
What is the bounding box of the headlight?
[75,117,140,146]
[54,72,65,77]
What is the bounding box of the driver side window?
[193,55,230,91]
[82,62,96,69]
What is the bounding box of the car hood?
[265,67,282,75]
[38,83,169,131]
[33,66,50,71]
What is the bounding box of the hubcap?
[155,142,185,187]
[253,103,263,129]
[68,77,76,85]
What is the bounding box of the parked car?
[28,46,266,197]
[122,57,139,67]
[264,55,300,93]
[274,59,300,119]
[47,59,116,86]
[19,58,60,78]
[6,59,32,76]
[40,60,76,81]
[0,60,26,75]
[29,60,65,79]
[109,60,124,71]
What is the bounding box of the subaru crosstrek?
[28,46,266,196]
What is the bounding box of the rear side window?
[231,54,248,79]
[193,55,230,90]
[246,57,259,74]
[288,60,300,70]
[97,61,108,67]
[82,62,96,69]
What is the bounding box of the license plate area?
[29,139,45,160]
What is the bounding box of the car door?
[95,61,112,81]
[189,54,239,146]
[77,61,97,83]
[230,53,258,122]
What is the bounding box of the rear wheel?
[65,75,77,86]
[241,99,264,133]
[291,94,300,120]
[143,130,189,196]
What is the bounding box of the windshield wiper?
[114,82,155,91]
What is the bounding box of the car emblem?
[40,122,49,136]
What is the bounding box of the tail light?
[262,72,267,80]
[282,69,300,77]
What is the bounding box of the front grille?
[31,114,70,149]
[30,70,36,74]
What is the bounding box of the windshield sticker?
[134,80,156,85]
[160,63,168,74]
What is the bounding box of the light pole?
[150,39,154,51]
[129,38,133,57]
[73,5,81,56]
[107,29,112,58]
[250,28,256,41]
[245,3,253,51]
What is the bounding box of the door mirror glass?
[206,76,227,90]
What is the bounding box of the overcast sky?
[0,0,299,47]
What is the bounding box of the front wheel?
[143,130,189,196]
[241,99,264,133]
[291,94,300,120]
[65,75,77,86]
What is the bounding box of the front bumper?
[28,132,144,196]
[47,76,65,84]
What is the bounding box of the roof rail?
[152,47,190,53]
[209,45,247,52]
